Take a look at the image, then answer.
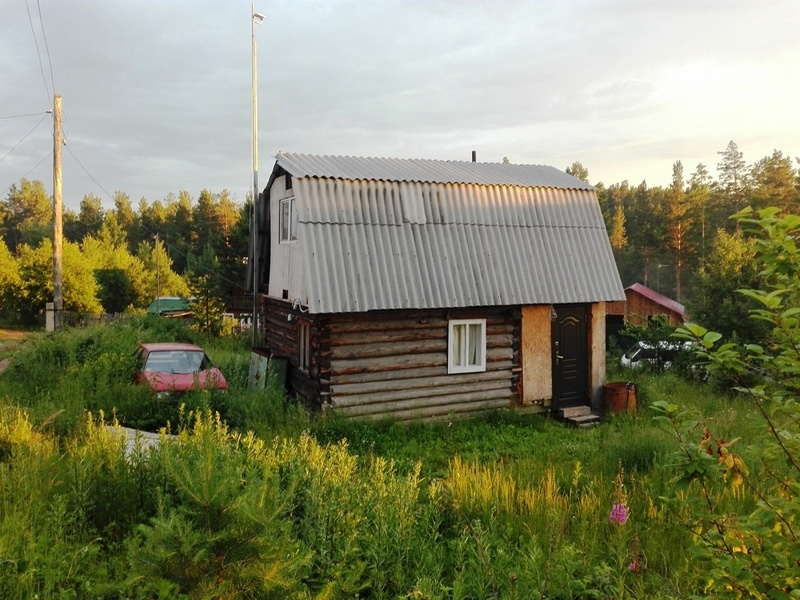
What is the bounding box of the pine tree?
[666,161,692,301]
[186,244,226,336]
[609,203,628,250]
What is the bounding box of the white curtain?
[453,324,464,366]
[467,323,481,365]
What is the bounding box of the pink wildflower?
[608,503,628,525]
[628,561,638,571]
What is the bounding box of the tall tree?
[608,203,628,250]
[716,140,749,217]
[136,237,190,301]
[192,189,222,256]
[687,163,712,265]
[113,191,139,252]
[82,233,149,310]
[0,179,52,253]
[689,229,768,343]
[749,150,798,212]
[76,193,105,241]
[0,239,21,313]
[98,212,127,250]
[625,181,667,288]
[138,198,167,241]
[186,243,227,336]
[666,161,692,301]
[566,161,589,182]
[163,191,193,274]
[16,239,103,320]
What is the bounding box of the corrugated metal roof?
[625,283,686,318]
[275,151,594,190]
[267,153,624,314]
[146,297,191,315]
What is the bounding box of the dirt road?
[0,329,30,374]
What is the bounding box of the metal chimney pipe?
[471,150,476,162]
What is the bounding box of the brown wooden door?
[551,304,589,409]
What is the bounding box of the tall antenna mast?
[251,4,265,346]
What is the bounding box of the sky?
[2,0,799,212]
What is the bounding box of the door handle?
[556,353,564,361]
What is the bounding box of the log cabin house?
[250,152,625,420]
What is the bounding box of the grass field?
[0,319,767,598]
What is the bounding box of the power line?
[64,141,114,200]
[0,113,48,163]
[3,150,52,197]
[0,111,48,120]
[24,0,52,106]
[61,142,248,292]
[35,0,57,95]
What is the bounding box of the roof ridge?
[273,152,594,190]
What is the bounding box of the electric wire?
[0,112,48,120]
[24,0,52,106]
[35,0,57,95]
[64,141,114,200]
[61,143,250,292]
[3,150,52,197]
[0,113,49,163]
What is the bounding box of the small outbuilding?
[606,283,686,329]
[251,152,625,420]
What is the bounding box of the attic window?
[448,319,486,374]
[279,196,297,243]
[285,175,292,190]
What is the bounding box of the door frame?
[551,304,590,410]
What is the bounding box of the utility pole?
[52,94,63,330]
[251,5,265,346]
[155,233,160,315]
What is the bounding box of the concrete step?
[558,405,592,419]
[566,413,602,428]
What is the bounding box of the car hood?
[140,368,228,392]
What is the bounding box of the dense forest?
[1,140,798,340]
[0,183,252,329]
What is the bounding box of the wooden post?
[52,94,63,330]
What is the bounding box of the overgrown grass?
[0,320,767,598]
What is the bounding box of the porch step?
[565,413,602,428]
[557,405,602,428]
[558,405,592,419]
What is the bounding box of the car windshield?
[624,344,656,362]
[144,350,209,374]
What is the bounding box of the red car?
[133,343,228,396]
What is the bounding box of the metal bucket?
[603,381,637,413]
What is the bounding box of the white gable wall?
[267,176,308,306]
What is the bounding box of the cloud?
[1,0,799,208]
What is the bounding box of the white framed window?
[279,196,297,243]
[448,319,486,374]
[298,321,310,373]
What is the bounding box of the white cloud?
[1,0,799,208]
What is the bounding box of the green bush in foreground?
[662,208,800,597]
[0,305,781,597]
[1,403,712,598]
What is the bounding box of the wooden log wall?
[320,307,520,421]
[262,297,321,409]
